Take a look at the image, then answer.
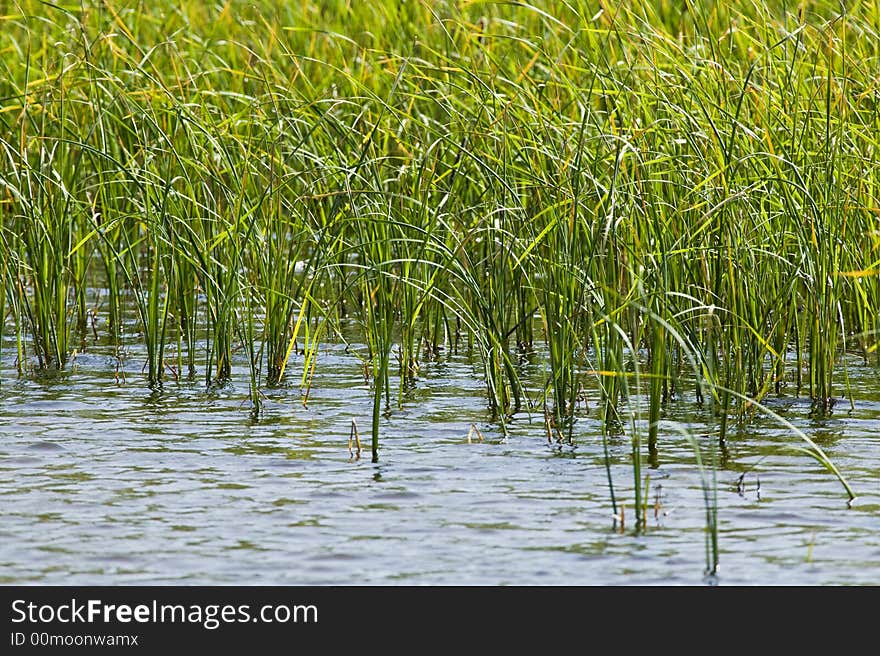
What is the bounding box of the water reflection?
[0,342,878,585]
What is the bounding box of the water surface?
[1,341,878,585]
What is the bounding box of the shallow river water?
[1,340,878,585]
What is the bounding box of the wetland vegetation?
[1,0,878,583]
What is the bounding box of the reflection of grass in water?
[51,472,95,482]
[223,444,316,460]
[216,482,250,490]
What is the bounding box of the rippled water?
[1,338,878,585]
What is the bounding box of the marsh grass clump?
[0,0,876,493]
